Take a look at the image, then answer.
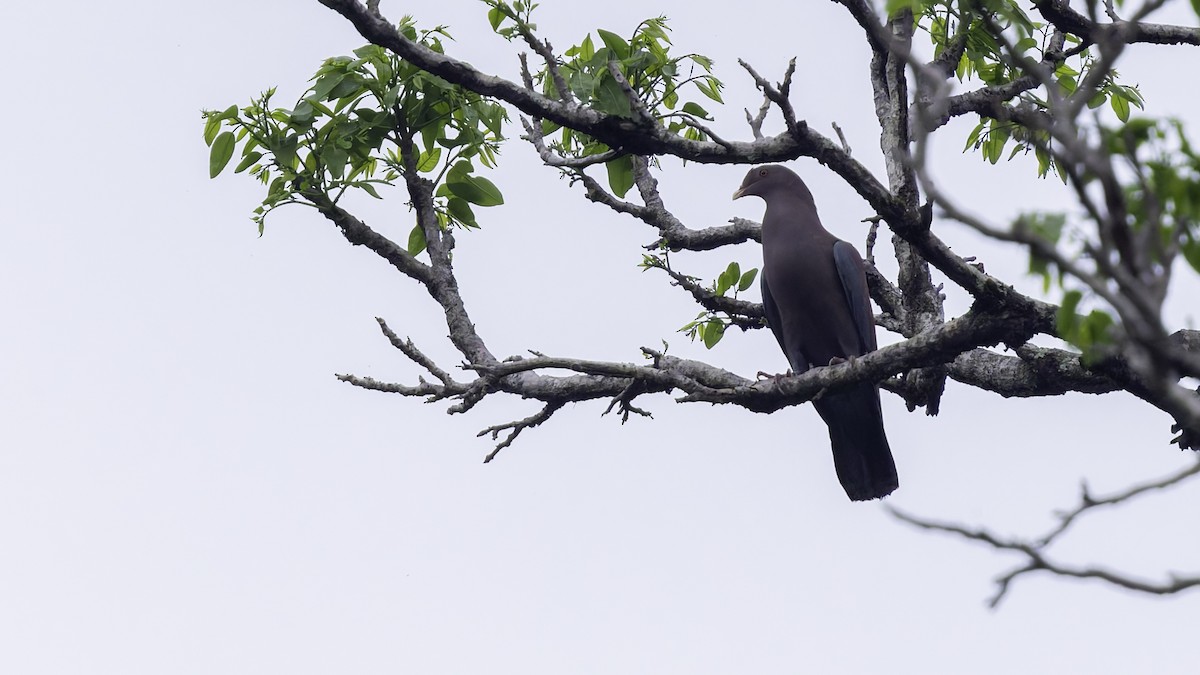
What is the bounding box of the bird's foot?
[962,255,986,273]
[827,356,848,366]
[756,369,792,381]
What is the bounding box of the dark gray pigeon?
[734,165,898,501]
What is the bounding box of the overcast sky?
[2,1,1199,673]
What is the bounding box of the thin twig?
[480,401,565,462]
[888,458,1200,607]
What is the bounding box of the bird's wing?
[761,271,809,373]
[832,241,877,353]
[760,270,787,353]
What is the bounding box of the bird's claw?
[756,370,791,382]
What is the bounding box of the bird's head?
[732,164,811,202]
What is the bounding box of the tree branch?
[889,458,1200,607]
[1033,0,1200,47]
[300,0,1200,456]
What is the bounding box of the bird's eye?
[758,169,767,176]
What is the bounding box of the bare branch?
[480,401,565,463]
[738,58,799,136]
[337,372,452,398]
[1033,0,1200,47]
[373,318,455,386]
[1038,460,1200,546]
[744,95,772,140]
[571,161,761,252]
[602,379,656,423]
[831,122,852,156]
[830,0,887,55]
[520,116,618,168]
[889,458,1200,607]
[304,192,432,285]
[511,17,573,104]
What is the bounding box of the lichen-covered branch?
[1033,0,1200,47]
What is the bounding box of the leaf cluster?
[1108,118,1200,273]
[485,2,722,198]
[641,255,759,350]
[203,16,507,248]
[918,1,1143,179]
[1017,118,1200,359]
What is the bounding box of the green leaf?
[594,74,634,118]
[323,146,348,180]
[983,136,1001,164]
[1111,93,1130,122]
[884,0,915,17]
[359,182,383,199]
[694,76,723,103]
[1054,63,1080,78]
[310,73,347,102]
[1022,212,1066,244]
[209,132,236,178]
[963,120,986,152]
[579,34,595,61]
[446,196,477,226]
[663,87,678,110]
[715,272,732,297]
[407,223,427,256]
[738,268,759,292]
[680,101,711,120]
[715,263,742,296]
[417,146,442,173]
[701,320,725,349]
[487,7,505,31]
[1182,236,1200,273]
[203,115,223,146]
[725,262,740,286]
[596,29,630,61]
[1081,310,1114,351]
[447,172,504,206]
[267,176,287,200]
[982,123,1010,165]
[1029,251,1052,293]
[1056,289,1083,339]
[1120,85,1145,110]
[420,123,439,153]
[1035,146,1051,178]
[234,151,263,174]
[605,154,634,198]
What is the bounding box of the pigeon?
[734,164,898,501]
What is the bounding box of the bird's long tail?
[813,383,898,501]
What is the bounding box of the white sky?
[2,1,1199,673]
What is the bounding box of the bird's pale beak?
[732,187,746,200]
